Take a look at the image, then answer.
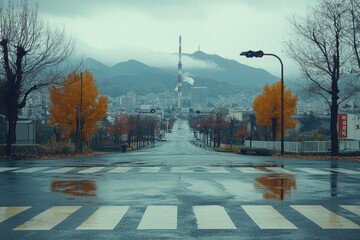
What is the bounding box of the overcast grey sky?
[29,0,312,79]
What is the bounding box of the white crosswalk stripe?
[140,167,161,173]
[76,206,129,230]
[2,166,360,175]
[13,167,49,173]
[14,206,81,230]
[193,205,236,229]
[45,167,76,173]
[109,167,133,173]
[77,167,105,173]
[0,207,31,223]
[1,204,360,231]
[329,168,360,174]
[171,167,193,173]
[204,166,229,173]
[0,167,20,172]
[242,205,297,229]
[137,206,177,230]
[235,167,265,174]
[295,168,330,174]
[291,205,360,229]
[340,205,360,216]
[266,167,295,174]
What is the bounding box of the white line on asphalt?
[14,206,81,230]
[193,205,236,229]
[295,168,330,174]
[13,167,49,173]
[0,167,20,172]
[139,167,161,173]
[329,168,360,174]
[137,206,177,230]
[76,206,129,230]
[266,167,295,174]
[108,167,133,173]
[171,167,193,173]
[204,167,230,173]
[235,167,265,174]
[291,205,360,229]
[0,207,31,223]
[77,167,105,173]
[45,167,76,173]
[242,205,297,229]
[340,205,360,216]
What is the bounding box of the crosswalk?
[1,205,359,231]
[0,166,360,175]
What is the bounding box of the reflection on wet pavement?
[51,180,96,196]
[255,174,296,200]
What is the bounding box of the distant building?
[191,87,207,110]
[120,96,135,108]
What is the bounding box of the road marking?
[242,205,297,229]
[340,205,360,216]
[204,167,229,173]
[193,205,236,229]
[266,167,295,174]
[45,167,76,173]
[0,167,20,172]
[295,168,330,174]
[137,206,177,230]
[291,205,360,229]
[109,167,133,173]
[76,206,129,230]
[78,167,105,173]
[0,207,31,223]
[14,206,81,230]
[13,167,49,173]
[329,168,360,174]
[171,167,193,173]
[139,167,161,173]
[236,167,265,174]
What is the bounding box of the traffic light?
[240,50,264,58]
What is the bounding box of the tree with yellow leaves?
[253,81,297,141]
[48,70,108,143]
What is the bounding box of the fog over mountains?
[84,51,278,98]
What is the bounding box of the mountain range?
[83,51,278,98]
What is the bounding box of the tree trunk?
[271,118,277,141]
[5,86,18,156]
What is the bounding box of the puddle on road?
[51,180,97,197]
[254,174,297,201]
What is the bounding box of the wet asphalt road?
[1,120,360,239]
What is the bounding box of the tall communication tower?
[177,35,182,110]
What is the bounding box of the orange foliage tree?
[253,81,297,140]
[48,70,108,142]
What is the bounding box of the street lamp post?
[240,50,284,155]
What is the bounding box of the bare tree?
[286,0,360,155]
[0,0,75,156]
